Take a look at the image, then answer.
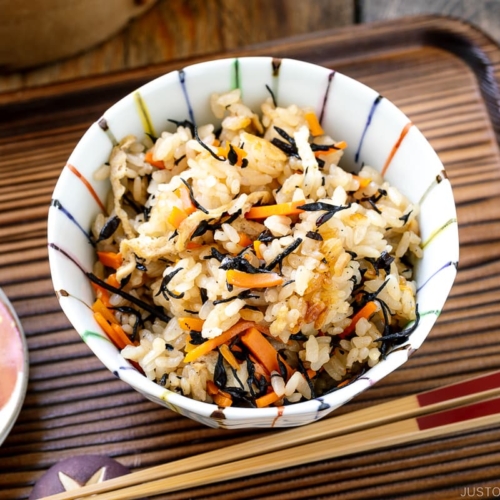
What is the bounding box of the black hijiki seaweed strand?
[297,201,352,228]
[156,267,185,300]
[213,289,259,305]
[85,271,171,323]
[265,84,277,107]
[134,254,148,272]
[110,306,144,342]
[399,210,413,225]
[96,216,120,243]
[220,253,268,274]
[191,209,242,240]
[168,118,195,137]
[265,238,303,272]
[193,126,226,161]
[180,178,209,214]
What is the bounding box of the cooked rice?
[91,90,421,408]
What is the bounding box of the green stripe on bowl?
[422,218,458,249]
[133,91,157,139]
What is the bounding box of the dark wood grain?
[1,15,500,500]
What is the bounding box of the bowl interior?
[48,57,459,428]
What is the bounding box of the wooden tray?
[2,15,500,499]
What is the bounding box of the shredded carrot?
[241,327,293,379]
[307,368,316,380]
[245,200,305,220]
[183,320,255,363]
[255,391,281,408]
[340,301,379,338]
[91,282,112,307]
[186,241,203,250]
[94,311,133,349]
[106,273,121,289]
[206,380,219,395]
[253,240,264,259]
[305,111,325,137]
[175,186,197,215]
[178,317,204,331]
[92,298,119,325]
[219,344,240,370]
[226,269,283,288]
[238,232,253,247]
[97,251,123,270]
[352,174,371,189]
[111,323,134,348]
[217,143,248,167]
[168,205,189,229]
[184,335,196,353]
[144,151,165,169]
[313,141,348,158]
[337,378,353,388]
[213,392,233,407]
[249,354,271,380]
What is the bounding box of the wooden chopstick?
[90,395,500,500]
[44,370,500,500]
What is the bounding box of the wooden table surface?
[1,12,500,500]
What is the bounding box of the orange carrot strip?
[226,270,283,288]
[253,323,271,336]
[185,335,196,353]
[216,144,229,157]
[178,317,204,331]
[313,141,348,158]
[94,312,133,349]
[245,200,305,220]
[213,393,232,407]
[307,368,317,380]
[206,380,219,396]
[241,327,293,378]
[176,186,197,215]
[111,323,134,349]
[144,151,165,169]
[183,321,255,363]
[168,205,189,229]
[186,242,204,250]
[238,232,253,247]
[91,282,111,307]
[92,298,119,325]
[255,391,281,408]
[106,273,121,289]
[253,240,263,259]
[97,251,123,270]
[340,301,379,338]
[233,146,248,167]
[249,354,271,380]
[352,175,371,189]
[217,144,248,167]
[304,111,324,137]
[219,344,240,370]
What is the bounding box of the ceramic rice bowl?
[47,57,459,429]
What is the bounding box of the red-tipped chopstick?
[45,370,500,500]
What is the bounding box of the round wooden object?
[0,0,156,70]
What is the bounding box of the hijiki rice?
[90,89,421,408]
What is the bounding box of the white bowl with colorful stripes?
[48,57,459,428]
